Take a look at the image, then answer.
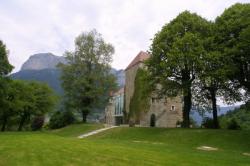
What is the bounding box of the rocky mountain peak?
[21,53,66,71]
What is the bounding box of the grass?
[47,123,104,137]
[0,125,250,166]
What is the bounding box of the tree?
[0,40,13,76]
[58,29,117,123]
[49,110,75,129]
[147,11,210,127]
[7,80,57,131]
[18,81,56,131]
[215,3,250,94]
[0,80,33,131]
[0,79,15,131]
[193,33,242,129]
[0,40,13,131]
[31,116,45,131]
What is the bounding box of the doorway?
[150,114,156,127]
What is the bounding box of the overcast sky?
[0,0,249,73]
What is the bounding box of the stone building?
[125,51,183,127]
[105,51,183,127]
[105,87,124,126]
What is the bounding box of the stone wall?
[124,51,183,128]
[140,96,183,127]
[105,100,115,125]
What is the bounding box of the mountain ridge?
[21,53,67,71]
[12,53,125,94]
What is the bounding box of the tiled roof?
[125,51,150,71]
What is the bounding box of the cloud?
[0,0,249,72]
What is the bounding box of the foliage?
[0,78,16,131]
[31,116,45,131]
[129,68,152,123]
[226,118,241,130]
[0,80,57,131]
[147,11,210,127]
[215,3,250,94]
[49,110,75,129]
[0,40,13,76]
[0,40,13,131]
[15,80,57,131]
[193,28,242,129]
[58,29,117,123]
[202,117,215,129]
[219,103,250,130]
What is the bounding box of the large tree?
[193,41,242,128]
[0,40,13,131]
[12,80,56,131]
[59,30,117,123]
[0,80,56,131]
[215,3,250,94]
[147,11,210,128]
[0,79,15,131]
[18,81,56,131]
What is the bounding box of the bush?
[227,118,241,130]
[49,110,75,129]
[176,120,182,127]
[202,117,214,129]
[31,116,45,131]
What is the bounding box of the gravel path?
[78,126,117,138]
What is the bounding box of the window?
[171,105,175,111]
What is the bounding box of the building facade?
[105,88,124,126]
[105,51,183,127]
[125,51,183,127]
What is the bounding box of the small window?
[171,105,175,111]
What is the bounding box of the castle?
[105,51,183,127]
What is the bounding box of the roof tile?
[125,51,149,70]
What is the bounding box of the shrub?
[176,120,182,127]
[49,110,75,129]
[31,116,45,131]
[202,117,214,129]
[227,118,241,130]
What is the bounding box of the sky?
[0,0,249,73]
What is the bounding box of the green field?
[0,124,250,166]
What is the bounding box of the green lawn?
[0,125,250,166]
[48,123,104,137]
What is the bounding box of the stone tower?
[124,51,149,121]
[125,51,183,127]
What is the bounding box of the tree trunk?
[81,110,88,123]
[18,115,26,131]
[1,116,7,131]
[182,86,192,128]
[210,89,219,129]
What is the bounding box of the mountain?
[190,105,241,126]
[111,69,125,88]
[11,68,63,94]
[21,53,66,70]
[11,53,125,94]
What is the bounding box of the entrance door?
[150,114,156,127]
